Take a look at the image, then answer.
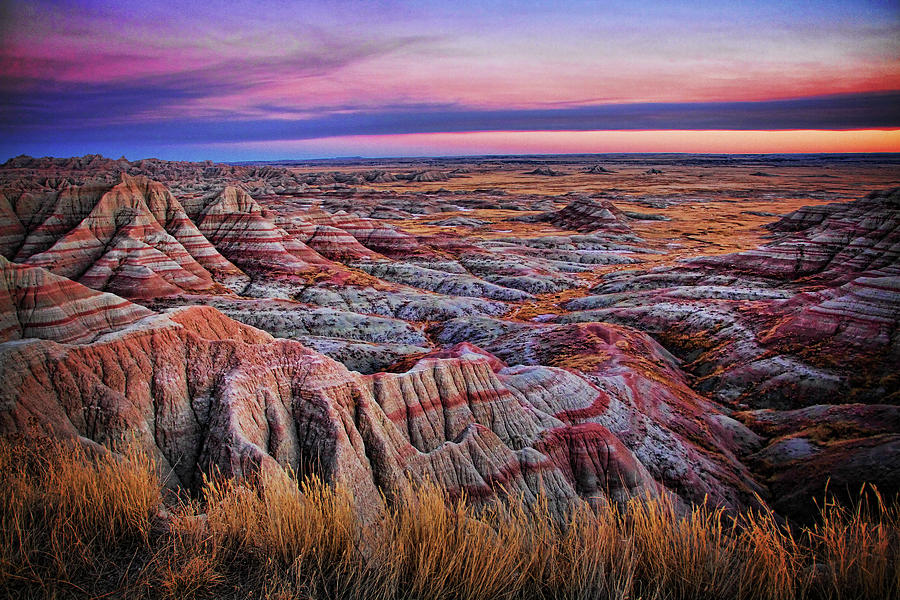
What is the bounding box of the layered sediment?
[1,155,897,522]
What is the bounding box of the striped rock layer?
[2,175,636,322]
[700,187,899,283]
[533,196,634,234]
[1,175,246,298]
[182,186,334,277]
[430,316,765,510]
[0,264,675,518]
[736,404,900,520]
[276,217,380,262]
[298,208,435,258]
[1,159,896,523]
[0,255,153,344]
[565,189,900,408]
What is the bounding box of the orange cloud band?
[213,129,900,157]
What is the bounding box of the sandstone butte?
[0,155,897,523]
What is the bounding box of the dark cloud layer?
[2,90,898,149]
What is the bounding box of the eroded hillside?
[1,153,898,521]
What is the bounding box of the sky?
[1,0,899,160]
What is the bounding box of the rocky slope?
[0,255,153,344]
[2,175,246,297]
[0,264,672,518]
[737,403,900,518]
[563,188,900,408]
[526,195,635,234]
[548,188,900,513]
[1,155,897,523]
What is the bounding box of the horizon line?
[4,149,900,165]
[5,149,900,165]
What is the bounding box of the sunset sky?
[1,0,898,160]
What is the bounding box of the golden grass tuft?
[0,438,897,599]
[0,437,160,596]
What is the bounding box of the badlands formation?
[1,153,898,521]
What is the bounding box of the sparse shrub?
[0,438,897,599]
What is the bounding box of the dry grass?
[1,439,897,600]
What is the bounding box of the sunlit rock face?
[1,155,897,522]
